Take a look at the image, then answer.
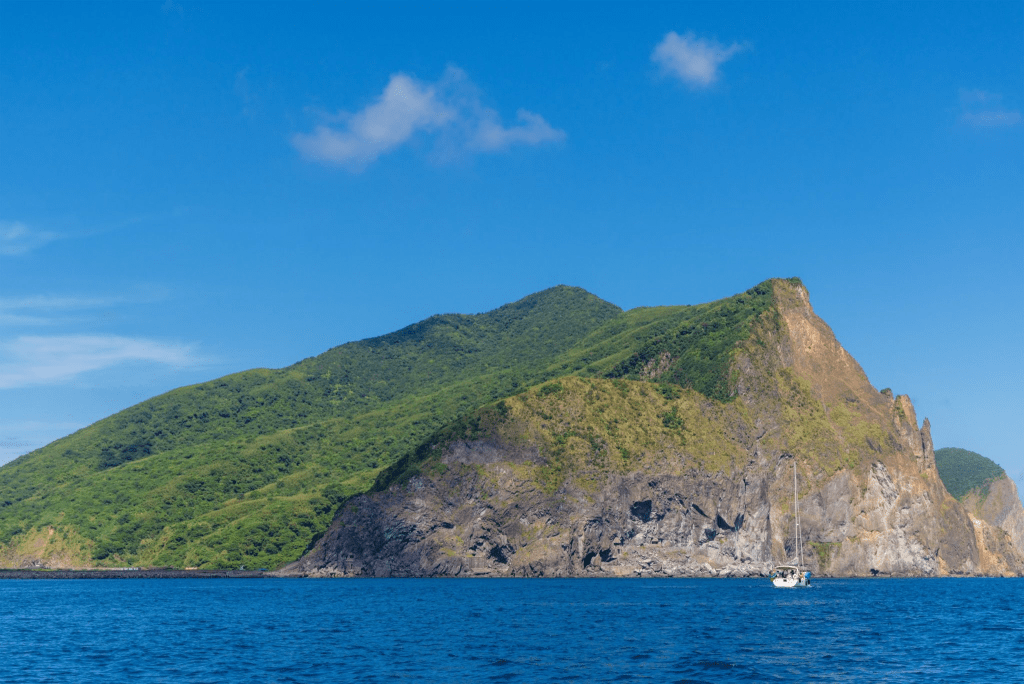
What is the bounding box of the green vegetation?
[375,376,748,496]
[0,279,802,569]
[935,447,1005,500]
[600,282,777,402]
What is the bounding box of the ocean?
[1,577,1021,683]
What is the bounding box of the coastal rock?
[292,432,1023,578]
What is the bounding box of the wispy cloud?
[0,314,59,327]
[652,31,747,89]
[0,335,197,389]
[0,290,169,327]
[0,221,58,256]
[0,294,133,311]
[292,66,565,170]
[467,109,565,152]
[959,89,1021,127]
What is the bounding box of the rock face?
[962,476,1024,560]
[289,281,1024,578]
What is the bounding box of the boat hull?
[771,576,810,588]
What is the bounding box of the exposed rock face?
[962,476,1024,559]
[294,441,1021,578]
[297,445,782,578]
[289,282,1024,578]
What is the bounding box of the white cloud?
[0,335,197,389]
[652,31,746,89]
[469,108,566,152]
[0,221,58,256]
[293,72,455,167]
[959,89,1021,127]
[292,66,565,169]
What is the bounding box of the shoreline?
[0,568,272,580]
[2,568,1019,580]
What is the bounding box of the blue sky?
[2,1,1022,493]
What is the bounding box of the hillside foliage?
[934,447,1005,500]
[602,280,779,401]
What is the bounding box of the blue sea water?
[1,578,1022,683]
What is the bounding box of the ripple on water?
[2,578,1023,682]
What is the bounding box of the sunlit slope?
[0,280,784,569]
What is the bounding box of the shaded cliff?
[291,280,1024,577]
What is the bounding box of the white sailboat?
[771,463,811,588]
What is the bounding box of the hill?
[0,281,780,570]
[292,280,1024,578]
[7,278,1022,576]
[934,447,1005,500]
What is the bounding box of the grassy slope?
[0,280,787,569]
[935,447,1006,500]
[376,375,748,498]
[376,361,910,511]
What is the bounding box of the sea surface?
[1,577,1022,683]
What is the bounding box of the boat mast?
[794,463,801,572]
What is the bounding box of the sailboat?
[771,463,811,588]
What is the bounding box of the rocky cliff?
[289,280,1024,578]
[962,476,1024,560]
[932,447,1024,568]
